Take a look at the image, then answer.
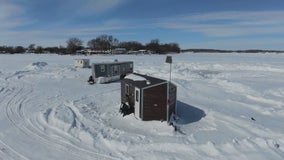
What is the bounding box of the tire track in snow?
[10,89,117,159]
[31,102,120,160]
[0,87,4,94]
[0,75,118,160]
[0,82,30,159]
[0,139,30,160]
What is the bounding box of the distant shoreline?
[181,49,284,54]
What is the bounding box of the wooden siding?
[121,73,177,122]
[142,83,167,121]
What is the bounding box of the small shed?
[91,61,133,83]
[121,73,177,122]
[112,48,127,54]
[74,59,90,68]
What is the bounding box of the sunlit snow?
[0,53,284,160]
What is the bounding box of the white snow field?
[0,53,284,160]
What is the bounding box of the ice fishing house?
[120,73,177,122]
[91,60,133,83]
[74,59,90,68]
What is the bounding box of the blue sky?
[1,0,284,50]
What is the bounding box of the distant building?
[76,49,112,55]
[112,48,127,54]
[121,73,177,122]
[138,50,147,54]
[127,50,153,54]
[25,49,35,53]
[74,59,90,68]
[76,50,85,55]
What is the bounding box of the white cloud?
[0,1,25,28]
[0,0,129,46]
[162,11,284,37]
[182,37,284,50]
[61,0,127,16]
[0,23,133,47]
[180,11,284,23]
[83,0,126,13]
[0,1,22,18]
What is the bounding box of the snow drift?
[25,61,48,70]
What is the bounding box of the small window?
[125,84,129,95]
[101,65,105,72]
[135,90,139,102]
[130,63,133,69]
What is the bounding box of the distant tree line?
[0,34,180,54]
[0,44,67,54]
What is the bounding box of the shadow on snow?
[176,101,206,125]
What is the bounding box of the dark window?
[125,84,129,95]
[101,65,105,72]
[135,90,139,102]
[113,65,118,74]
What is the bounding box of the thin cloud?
[0,24,133,47]
[51,0,128,17]
[0,1,25,29]
[186,37,284,50]
[0,0,129,46]
[180,11,284,23]
[162,11,284,37]
[2,1,284,50]
[0,1,22,18]
[82,0,127,14]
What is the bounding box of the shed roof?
[75,58,89,61]
[123,73,166,89]
[92,61,133,66]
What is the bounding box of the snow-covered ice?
[0,53,284,160]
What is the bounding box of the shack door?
[112,65,120,76]
[134,87,141,119]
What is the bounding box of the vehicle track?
[1,78,120,160]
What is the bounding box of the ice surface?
[0,53,284,160]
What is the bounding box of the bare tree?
[14,46,25,54]
[87,34,119,52]
[28,44,35,51]
[35,46,44,53]
[66,37,83,54]
[146,39,160,53]
[118,41,144,51]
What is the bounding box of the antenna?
[165,56,172,82]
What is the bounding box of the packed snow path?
[0,53,284,160]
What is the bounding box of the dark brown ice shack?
[121,73,177,122]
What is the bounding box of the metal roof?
[123,73,166,89]
[92,61,133,66]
